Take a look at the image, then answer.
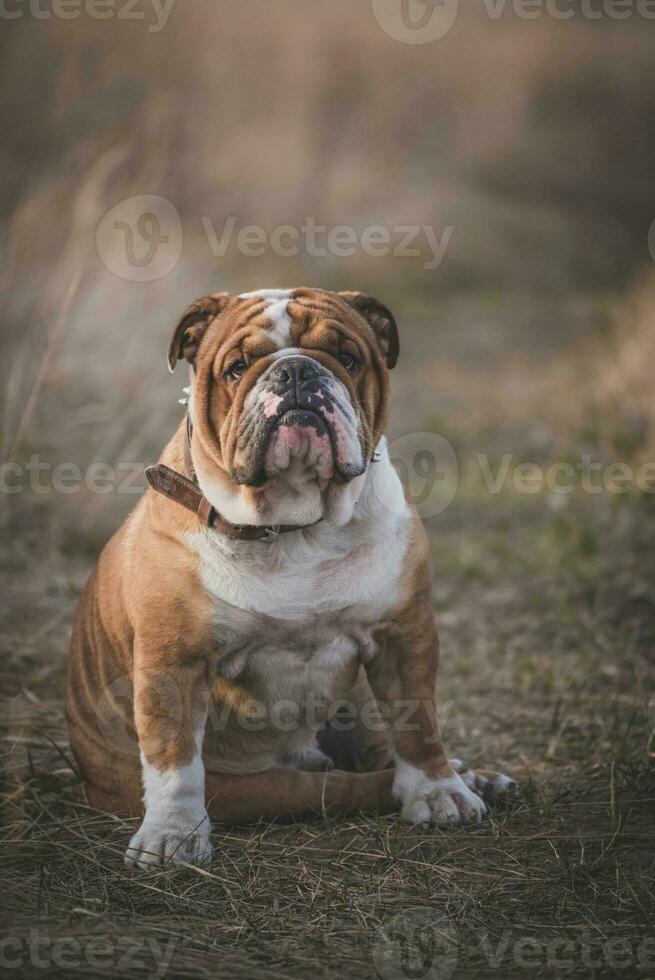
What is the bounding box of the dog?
[67,287,514,869]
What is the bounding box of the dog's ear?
[168,292,231,372]
[338,292,399,369]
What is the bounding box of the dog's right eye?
[224,359,247,381]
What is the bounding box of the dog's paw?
[450,758,516,799]
[393,760,487,828]
[124,809,213,870]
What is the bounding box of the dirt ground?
[2,292,654,980]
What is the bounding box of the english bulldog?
[67,287,513,869]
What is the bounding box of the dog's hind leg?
[205,767,395,825]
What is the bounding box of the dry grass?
[2,485,654,979]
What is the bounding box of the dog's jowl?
[66,286,514,869]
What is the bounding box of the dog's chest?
[187,520,407,700]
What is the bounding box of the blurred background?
[2,0,655,547]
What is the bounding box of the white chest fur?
[186,443,409,626]
[186,448,409,766]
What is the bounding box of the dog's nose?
[268,357,321,387]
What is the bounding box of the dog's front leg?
[367,590,487,827]
[124,639,212,869]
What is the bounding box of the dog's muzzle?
[265,356,332,432]
[233,354,364,486]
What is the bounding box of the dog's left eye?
[224,359,247,381]
[338,352,359,372]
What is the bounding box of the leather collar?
[145,416,322,541]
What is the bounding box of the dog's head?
[168,287,399,527]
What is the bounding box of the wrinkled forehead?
[216,287,367,352]
[237,288,297,348]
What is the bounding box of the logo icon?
[387,432,459,518]
[648,219,655,265]
[96,195,182,282]
[95,670,184,756]
[371,0,459,44]
[373,907,458,980]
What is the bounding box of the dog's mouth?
[231,400,364,488]
[276,408,327,435]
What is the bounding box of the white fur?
[206,633,367,776]
[195,466,262,525]
[270,346,303,360]
[392,756,488,827]
[239,287,293,301]
[125,726,212,869]
[187,442,408,621]
[489,773,515,793]
[186,370,195,424]
[195,420,393,530]
[239,288,293,348]
[183,446,411,775]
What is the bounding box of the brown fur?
[67,287,493,832]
